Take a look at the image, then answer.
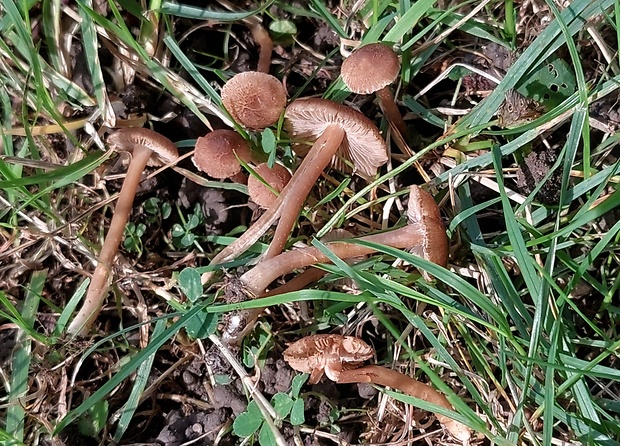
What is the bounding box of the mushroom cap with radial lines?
[407,186,448,268]
[284,98,388,177]
[192,129,253,179]
[283,334,375,383]
[106,127,178,166]
[341,43,400,94]
[221,72,287,130]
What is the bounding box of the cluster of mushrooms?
[67,43,469,441]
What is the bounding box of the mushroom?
[67,128,178,336]
[283,334,374,384]
[264,97,388,259]
[221,72,287,130]
[237,185,447,296]
[283,334,471,442]
[202,98,388,281]
[247,21,273,73]
[216,0,273,73]
[341,43,407,137]
[192,129,253,183]
[248,162,292,208]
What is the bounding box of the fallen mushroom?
[283,334,374,384]
[237,185,447,296]
[202,98,388,282]
[247,162,292,208]
[192,129,253,183]
[341,43,407,137]
[221,71,287,130]
[67,128,178,336]
[283,334,471,442]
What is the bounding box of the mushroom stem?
[262,267,325,297]
[375,87,407,137]
[67,147,153,336]
[264,124,345,260]
[240,224,423,296]
[201,124,345,284]
[248,21,273,73]
[201,125,344,284]
[336,365,471,441]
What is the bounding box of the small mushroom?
[341,43,407,137]
[283,334,471,442]
[202,98,388,281]
[192,129,253,182]
[67,128,178,336]
[247,21,273,73]
[248,162,292,208]
[264,97,388,259]
[221,72,287,130]
[283,334,374,384]
[238,185,447,296]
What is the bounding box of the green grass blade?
[113,320,167,442]
[6,270,46,440]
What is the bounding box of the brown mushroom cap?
[283,334,375,383]
[107,127,179,166]
[192,129,253,179]
[221,72,287,130]
[407,186,448,268]
[284,98,388,177]
[341,43,400,94]
[248,162,292,208]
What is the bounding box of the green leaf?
[184,310,218,340]
[233,402,263,437]
[113,320,166,442]
[178,268,203,302]
[171,224,184,237]
[269,20,296,45]
[269,19,296,35]
[0,151,108,188]
[258,422,277,446]
[290,398,305,426]
[186,214,200,230]
[291,374,308,398]
[6,270,45,440]
[518,57,576,107]
[261,128,277,154]
[271,393,294,418]
[179,232,195,247]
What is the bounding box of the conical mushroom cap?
[284,98,388,177]
[407,186,448,268]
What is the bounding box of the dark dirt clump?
[515,147,562,204]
